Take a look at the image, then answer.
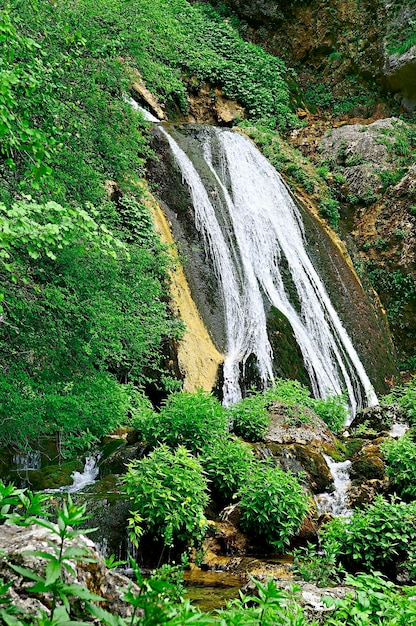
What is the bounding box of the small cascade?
[47,455,100,494]
[316,454,352,517]
[389,421,409,438]
[159,124,377,415]
[12,450,41,472]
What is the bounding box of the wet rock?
[265,401,337,448]
[99,443,144,478]
[349,404,405,436]
[205,520,248,556]
[26,460,83,491]
[255,442,333,494]
[290,513,319,548]
[0,523,140,620]
[350,442,386,481]
[348,478,389,508]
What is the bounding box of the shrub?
[122,445,209,548]
[319,197,340,228]
[312,394,348,434]
[292,542,345,587]
[321,495,416,578]
[381,433,416,500]
[142,389,228,453]
[264,378,313,406]
[237,461,309,552]
[323,572,416,625]
[201,436,254,504]
[383,377,416,426]
[228,392,270,441]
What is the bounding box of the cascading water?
[316,454,352,517]
[158,124,377,417]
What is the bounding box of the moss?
[27,460,83,491]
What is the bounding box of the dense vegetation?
[0,0,303,454]
[2,0,416,623]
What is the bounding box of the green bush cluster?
[321,495,416,579]
[201,436,254,504]
[123,445,209,549]
[381,433,416,500]
[141,389,229,454]
[238,461,309,552]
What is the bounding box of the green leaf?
[9,563,43,582]
[45,559,61,586]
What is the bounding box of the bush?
[228,392,270,441]
[122,445,209,548]
[238,461,309,552]
[201,436,254,504]
[383,377,416,426]
[142,389,228,453]
[381,433,416,500]
[321,495,416,578]
[324,572,416,625]
[312,394,348,434]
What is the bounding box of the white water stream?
[46,455,100,494]
[316,454,352,517]
[159,125,377,416]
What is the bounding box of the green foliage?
[237,461,309,551]
[122,445,209,548]
[312,394,348,434]
[228,391,270,441]
[141,390,228,453]
[381,433,416,500]
[292,542,345,587]
[228,380,347,437]
[0,369,131,456]
[382,377,416,426]
[321,495,416,578]
[0,191,183,451]
[201,436,254,504]
[0,198,126,286]
[0,9,57,181]
[324,572,416,626]
[319,197,340,228]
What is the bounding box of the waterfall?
[158,125,377,416]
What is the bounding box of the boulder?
[382,3,416,108]
[265,401,337,448]
[0,523,139,621]
[349,404,406,436]
[350,442,386,481]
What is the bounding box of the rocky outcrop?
[382,2,416,109]
[349,403,406,436]
[252,402,337,495]
[319,118,404,202]
[0,523,139,620]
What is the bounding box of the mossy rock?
[27,460,83,490]
[350,444,386,480]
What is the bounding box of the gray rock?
[0,523,139,621]
[320,119,402,169]
[382,3,416,106]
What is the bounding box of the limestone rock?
[0,523,139,620]
[265,401,337,448]
[350,441,386,481]
[382,3,416,108]
[349,404,406,435]
[320,120,396,167]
